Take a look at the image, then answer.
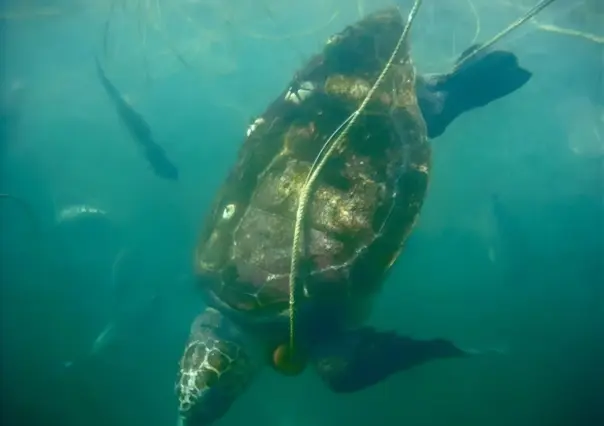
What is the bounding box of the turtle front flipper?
[176,307,262,426]
[311,328,470,393]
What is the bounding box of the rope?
[454,0,558,70]
[287,0,424,357]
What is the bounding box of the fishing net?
[501,0,603,44]
[2,0,599,97]
[1,0,600,143]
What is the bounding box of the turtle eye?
[222,204,236,220]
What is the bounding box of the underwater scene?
[1,0,602,425]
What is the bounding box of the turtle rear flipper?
[311,328,470,393]
[418,47,532,138]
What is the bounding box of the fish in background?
[58,286,163,426]
[94,57,179,181]
[60,243,150,372]
[61,244,193,373]
[62,286,161,372]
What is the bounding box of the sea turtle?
[176,7,531,425]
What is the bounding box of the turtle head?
[176,308,259,426]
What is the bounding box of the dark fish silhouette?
[95,57,179,180]
[62,287,161,373]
